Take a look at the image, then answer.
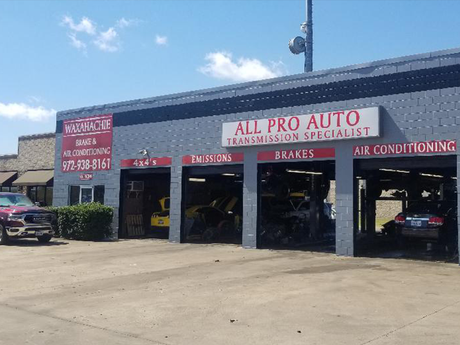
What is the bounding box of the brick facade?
[53,47,460,258]
[0,133,55,175]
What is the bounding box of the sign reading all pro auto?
[61,114,113,172]
[222,107,380,147]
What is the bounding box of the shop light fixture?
[379,169,410,174]
[138,149,149,157]
[286,169,323,175]
[222,173,236,177]
[419,173,444,179]
[452,177,457,180]
[189,178,206,183]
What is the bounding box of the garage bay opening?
[258,161,336,251]
[355,155,458,261]
[182,165,243,244]
[119,168,171,239]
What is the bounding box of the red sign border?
[257,148,336,162]
[61,113,114,173]
[182,153,244,165]
[120,157,172,168]
[353,140,457,157]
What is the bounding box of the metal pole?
[304,0,313,72]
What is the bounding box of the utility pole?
[289,0,314,73]
[304,0,313,72]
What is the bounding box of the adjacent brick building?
[0,133,55,206]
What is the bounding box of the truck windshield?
[0,194,35,207]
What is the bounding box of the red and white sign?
[257,148,335,161]
[222,107,380,147]
[79,173,93,181]
[121,157,172,168]
[61,114,113,172]
[182,153,244,165]
[353,140,457,157]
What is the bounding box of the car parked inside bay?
[394,201,457,252]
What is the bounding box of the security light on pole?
[289,0,313,73]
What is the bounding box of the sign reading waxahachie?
[222,107,380,147]
[61,114,113,173]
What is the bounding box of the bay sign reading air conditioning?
[127,181,144,192]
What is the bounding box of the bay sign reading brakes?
[61,114,113,172]
[222,107,380,147]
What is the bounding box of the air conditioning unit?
[127,181,144,192]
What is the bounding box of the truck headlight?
[7,214,24,227]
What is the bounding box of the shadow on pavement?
[4,239,69,247]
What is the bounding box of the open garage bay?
[355,155,458,261]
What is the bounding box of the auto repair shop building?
[53,47,460,259]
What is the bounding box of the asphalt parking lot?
[0,239,459,345]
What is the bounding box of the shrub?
[45,206,61,237]
[50,203,113,241]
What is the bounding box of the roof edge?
[0,154,18,160]
[19,132,55,140]
[57,46,460,117]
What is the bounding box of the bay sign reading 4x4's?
[0,193,55,244]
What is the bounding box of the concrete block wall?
[54,47,460,257]
[242,150,258,249]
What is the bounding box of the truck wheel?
[0,224,9,245]
[37,235,52,243]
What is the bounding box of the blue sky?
[1,0,460,154]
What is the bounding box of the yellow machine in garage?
[151,197,170,229]
[151,196,242,240]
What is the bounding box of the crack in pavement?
[0,302,170,345]
[359,299,460,345]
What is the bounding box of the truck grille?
[24,214,53,224]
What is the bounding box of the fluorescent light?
[286,169,323,175]
[222,173,236,177]
[452,177,457,180]
[420,173,443,178]
[379,169,410,174]
[189,178,206,182]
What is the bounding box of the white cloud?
[155,35,168,46]
[61,16,96,35]
[93,27,119,52]
[0,103,56,122]
[68,33,87,50]
[116,18,137,28]
[28,96,44,104]
[198,52,285,82]
[61,16,137,53]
